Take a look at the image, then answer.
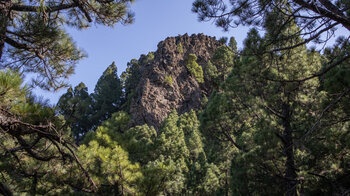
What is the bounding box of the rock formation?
[129,33,222,129]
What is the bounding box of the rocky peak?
[129,33,222,129]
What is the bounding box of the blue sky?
[34,0,250,104]
[34,0,348,104]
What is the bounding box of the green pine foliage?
[0,71,84,195]
[1,0,134,90]
[56,82,92,142]
[56,61,125,143]
[164,74,173,86]
[79,109,218,195]
[210,45,235,80]
[186,54,204,83]
[228,37,238,53]
[0,70,27,111]
[121,58,142,110]
[146,52,155,62]
[78,138,142,195]
[204,60,219,86]
[119,125,158,164]
[91,62,124,128]
[3,7,350,195]
[218,37,228,44]
[2,14,85,90]
[177,43,184,53]
[79,111,143,195]
[200,15,350,194]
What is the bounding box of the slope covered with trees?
[1,0,350,195]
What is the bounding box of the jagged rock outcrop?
[129,33,222,129]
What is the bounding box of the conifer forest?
[1,0,350,195]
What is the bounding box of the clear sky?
[33,0,348,104]
[33,0,250,104]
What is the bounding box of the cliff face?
[129,33,221,129]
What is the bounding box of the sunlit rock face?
[129,33,221,129]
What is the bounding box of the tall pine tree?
[91,62,124,129]
[56,82,92,142]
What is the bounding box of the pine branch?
[11,3,78,12]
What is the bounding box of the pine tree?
[186,54,204,83]
[178,110,213,195]
[200,13,340,194]
[0,70,27,110]
[204,60,219,87]
[0,71,95,195]
[228,37,237,53]
[121,58,142,110]
[1,0,134,90]
[91,62,124,129]
[56,82,92,142]
[79,127,142,195]
[210,45,235,81]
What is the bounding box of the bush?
[177,43,183,53]
[146,52,155,62]
[164,74,173,86]
[186,54,204,83]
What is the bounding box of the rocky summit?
[129,33,222,129]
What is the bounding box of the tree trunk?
[30,172,38,196]
[0,182,12,196]
[114,181,123,196]
[0,0,10,60]
[282,102,297,196]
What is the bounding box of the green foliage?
[0,70,27,111]
[186,54,204,83]
[56,82,92,142]
[88,112,157,164]
[1,0,134,90]
[0,71,84,195]
[201,95,209,109]
[200,19,350,195]
[204,44,236,89]
[121,58,142,110]
[204,60,219,86]
[178,111,213,194]
[2,14,85,90]
[156,111,190,162]
[139,52,155,65]
[210,45,235,81]
[228,37,238,53]
[146,52,155,62]
[218,37,228,44]
[322,37,350,95]
[91,62,124,128]
[83,111,130,146]
[199,91,238,194]
[56,62,125,142]
[119,125,157,164]
[78,111,143,195]
[78,140,142,195]
[0,0,136,192]
[4,6,350,194]
[140,110,219,195]
[80,110,215,195]
[140,155,185,195]
[164,74,173,86]
[177,43,184,53]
